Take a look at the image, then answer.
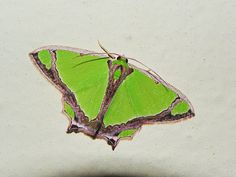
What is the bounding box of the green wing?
[104,69,177,126]
[31,47,109,121]
[103,66,194,138]
[55,50,108,120]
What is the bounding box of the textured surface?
[0,0,236,177]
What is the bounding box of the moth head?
[111,55,129,71]
[116,55,128,63]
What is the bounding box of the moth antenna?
[72,57,109,68]
[98,41,115,59]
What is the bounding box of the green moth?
[29,44,195,150]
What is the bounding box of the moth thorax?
[112,57,129,80]
[114,67,122,80]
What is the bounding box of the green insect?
[29,43,195,150]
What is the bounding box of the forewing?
[103,65,194,138]
[30,46,109,121]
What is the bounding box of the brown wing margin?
[102,96,194,137]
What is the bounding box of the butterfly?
[29,43,195,150]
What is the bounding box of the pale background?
[0,1,235,177]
